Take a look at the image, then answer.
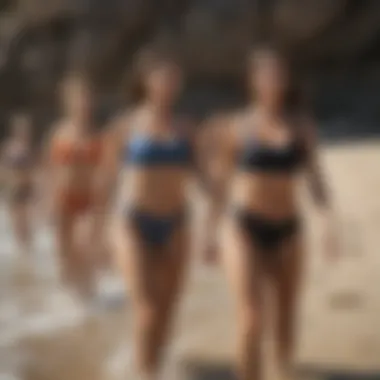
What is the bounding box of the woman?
[207,46,339,380]
[104,48,209,380]
[43,73,106,301]
[1,114,36,261]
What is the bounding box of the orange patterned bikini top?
[51,136,103,166]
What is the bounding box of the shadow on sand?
[297,365,380,380]
[180,360,380,380]
[180,360,235,380]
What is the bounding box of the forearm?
[308,173,340,239]
[202,177,228,243]
[310,174,330,210]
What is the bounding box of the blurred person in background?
[1,114,37,266]
[42,73,107,303]
[205,45,339,380]
[104,47,212,380]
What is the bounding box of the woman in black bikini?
[1,114,36,262]
[207,46,339,380]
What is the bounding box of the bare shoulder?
[229,108,246,129]
[225,108,251,141]
[106,108,132,141]
[112,108,131,129]
[47,119,68,144]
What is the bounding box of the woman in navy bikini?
[104,48,210,380]
[207,46,340,380]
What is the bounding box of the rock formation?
[1,0,380,137]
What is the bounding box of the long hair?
[59,71,98,128]
[128,45,180,104]
[248,44,307,115]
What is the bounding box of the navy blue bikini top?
[126,135,192,167]
[239,132,306,173]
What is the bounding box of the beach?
[0,141,380,380]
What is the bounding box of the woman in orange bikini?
[43,73,106,300]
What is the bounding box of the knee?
[136,301,161,328]
[238,305,263,340]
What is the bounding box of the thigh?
[220,216,265,311]
[271,233,305,307]
[86,206,105,239]
[55,212,75,254]
[9,201,25,226]
[111,215,159,302]
[157,222,191,305]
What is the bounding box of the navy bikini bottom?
[125,207,186,248]
[234,208,300,253]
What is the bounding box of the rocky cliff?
[1,0,380,138]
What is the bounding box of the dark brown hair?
[128,45,180,103]
[248,44,306,114]
[60,71,93,105]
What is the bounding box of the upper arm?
[102,112,129,172]
[197,113,238,180]
[40,123,60,169]
[206,114,237,150]
[301,115,320,172]
[300,115,332,207]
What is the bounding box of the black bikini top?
[238,125,306,173]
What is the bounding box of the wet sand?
[1,141,380,380]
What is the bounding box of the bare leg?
[149,224,190,376]
[112,217,189,380]
[88,207,111,273]
[55,211,75,286]
[220,217,266,380]
[55,212,95,299]
[72,214,97,299]
[56,212,75,285]
[271,234,304,374]
[10,201,32,257]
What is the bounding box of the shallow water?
[1,143,380,380]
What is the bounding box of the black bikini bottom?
[234,208,300,253]
[125,207,187,249]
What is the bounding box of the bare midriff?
[231,172,300,219]
[118,167,190,215]
[53,164,98,194]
